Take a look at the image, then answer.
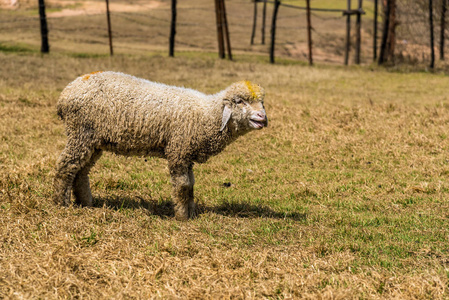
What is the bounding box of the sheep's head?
[220,81,268,133]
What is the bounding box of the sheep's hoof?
[175,214,189,221]
[73,192,93,207]
[174,201,196,220]
[52,189,72,207]
[188,201,197,219]
[174,208,189,221]
[53,196,70,207]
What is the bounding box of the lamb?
[53,71,268,220]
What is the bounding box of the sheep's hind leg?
[169,163,195,220]
[187,166,196,218]
[73,149,103,207]
[53,140,95,207]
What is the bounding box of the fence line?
[0,0,443,68]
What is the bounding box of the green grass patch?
[0,43,36,53]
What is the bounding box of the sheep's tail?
[56,97,66,120]
[56,87,72,120]
[57,106,64,120]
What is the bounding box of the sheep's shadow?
[93,196,175,219]
[204,201,307,221]
[93,196,307,221]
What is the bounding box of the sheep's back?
[57,71,214,155]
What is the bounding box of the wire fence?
[395,0,443,64]
[0,0,445,67]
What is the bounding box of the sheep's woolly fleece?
[57,71,265,165]
[54,71,267,219]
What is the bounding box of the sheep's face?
[220,81,268,133]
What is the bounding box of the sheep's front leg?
[169,163,195,220]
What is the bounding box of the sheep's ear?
[220,105,232,132]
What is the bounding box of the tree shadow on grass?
[93,196,307,221]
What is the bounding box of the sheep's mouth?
[249,119,267,129]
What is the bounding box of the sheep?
[53,71,268,220]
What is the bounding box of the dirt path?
[47,0,162,18]
[0,0,162,16]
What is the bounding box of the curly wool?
[54,71,267,219]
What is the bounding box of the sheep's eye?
[235,98,243,104]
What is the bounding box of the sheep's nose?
[257,111,268,127]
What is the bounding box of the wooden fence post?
[251,0,258,45]
[373,0,378,60]
[440,0,446,60]
[270,0,280,64]
[344,0,351,65]
[221,0,232,60]
[261,0,267,44]
[38,0,49,53]
[306,0,313,65]
[169,0,177,57]
[378,0,396,64]
[429,0,435,69]
[105,0,113,56]
[355,0,363,64]
[378,0,390,65]
[214,0,225,58]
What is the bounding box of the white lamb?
[54,71,268,220]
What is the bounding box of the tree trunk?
[429,0,435,68]
[306,0,313,65]
[251,0,257,45]
[261,0,267,44]
[270,0,280,64]
[386,0,396,61]
[440,0,446,60]
[38,0,49,53]
[344,0,351,65]
[105,0,113,55]
[355,0,363,64]
[221,0,232,60]
[214,0,225,58]
[373,0,378,60]
[169,0,177,57]
[378,0,396,65]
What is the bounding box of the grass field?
[1,49,449,298]
[1,0,449,297]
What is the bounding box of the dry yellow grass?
[1,50,449,298]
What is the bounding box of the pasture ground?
[1,50,449,298]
